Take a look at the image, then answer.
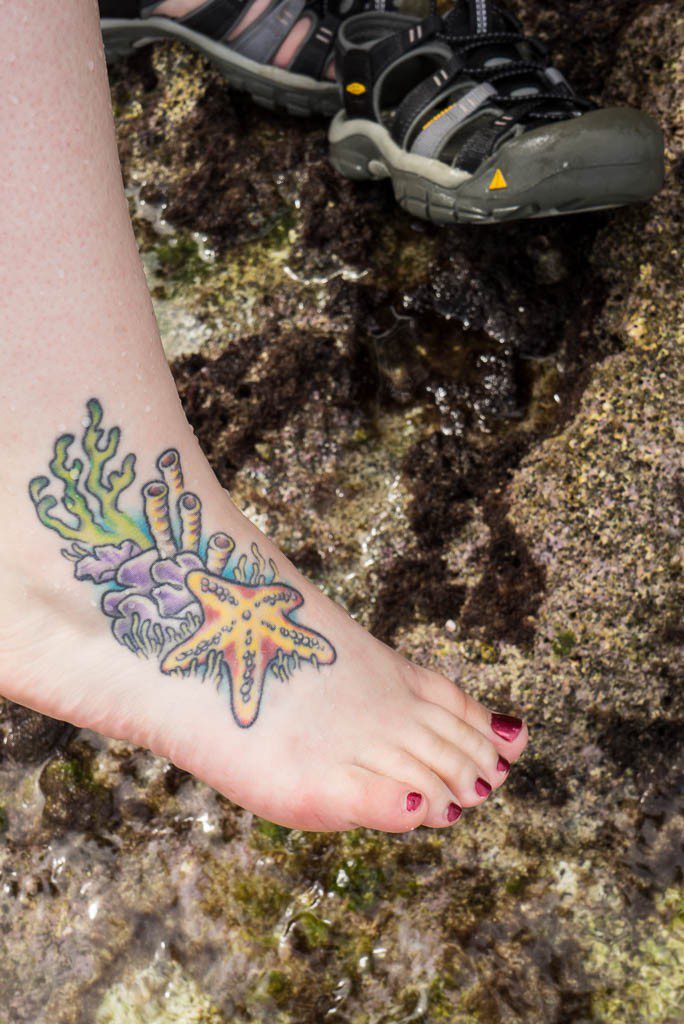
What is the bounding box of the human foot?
[0,398,528,833]
[99,0,376,116]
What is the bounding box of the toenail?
[447,802,462,823]
[491,713,524,742]
[497,756,510,773]
[475,778,492,798]
[406,792,422,812]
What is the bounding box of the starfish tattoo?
[161,570,337,727]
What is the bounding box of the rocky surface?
[1,2,682,1022]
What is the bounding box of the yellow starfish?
[161,570,336,727]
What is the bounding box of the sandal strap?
[180,0,244,38]
[141,0,244,38]
[452,108,528,172]
[103,0,142,15]
[391,53,466,147]
[470,0,492,35]
[181,0,245,38]
[289,11,340,79]
[337,13,442,119]
[230,0,308,63]
[409,81,497,159]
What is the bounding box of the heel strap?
[337,12,441,119]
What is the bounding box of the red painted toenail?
[447,802,462,823]
[475,778,492,797]
[497,756,510,773]
[491,713,523,742]
[406,792,422,812]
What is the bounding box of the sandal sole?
[328,109,664,223]
[101,17,341,118]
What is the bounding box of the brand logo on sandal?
[489,168,508,190]
[346,82,366,95]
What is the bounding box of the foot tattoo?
[29,399,336,728]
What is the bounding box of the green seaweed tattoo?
[29,399,336,728]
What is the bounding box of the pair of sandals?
[101,0,664,224]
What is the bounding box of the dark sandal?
[329,0,664,223]
[101,0,365,117]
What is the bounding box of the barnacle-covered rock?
[0,703,76,765]
[39,745,115,833]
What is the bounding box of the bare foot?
[0,399,527,832]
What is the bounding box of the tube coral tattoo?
[29,399,336,728]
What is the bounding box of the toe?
[417,702,509,790]
[403,733,489,811]
[338,765,431,832]
[408,724,502,809]
[423,799,464,829]
[412,670,529,761]
[353,747,463,831]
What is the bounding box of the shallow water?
[2,2,683,1021]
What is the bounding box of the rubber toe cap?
[462,107,665,215]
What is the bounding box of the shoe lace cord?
[433,1,593,120]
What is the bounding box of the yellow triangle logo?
[489,168,508,191]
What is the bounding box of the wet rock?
[97,960,225,1024]
[0,701,76,765]
[460,509,546,646]
[162,763,192,795]
[372,550,467,644]
[173,321,375,486]
[118,797,155,824]
[298,160,388,264]
[39,744,116,833]
[283,911,331,955]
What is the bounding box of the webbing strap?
[545,66,574,97]
[106,0,142,16]
[453,109,517,172]
[182,0,244,38]
[471,0,489,35]
[391,54,465,147]
[290,12,339,78]
[369,15,441,78]
[340,14,441,119]
[410,81,497,159]
[231,0,308,62]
